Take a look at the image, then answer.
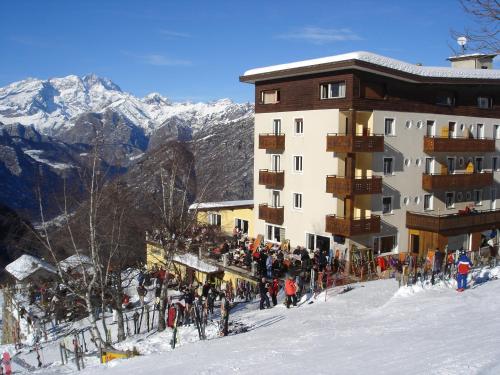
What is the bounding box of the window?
[425,157,434,174]
[491,189,497,210]
[320,82,346,99]
[306,233,331,251]
[477,97,493,109]
[494,125,500,140]
[235,218,249,234]
[272,119,281,134]
[271,154,280,171]
[436,94,455,107]
[405,120,412,129]
[261,89,280,104]
[266,224,284,243]
[373,235,397,255]
[383,157,394,175]
[475,157,483,173]
[208,213,221,226]
[493,156,499,172]
[292,193,303,209]
[293,156,303,173]
[445,192,455,209]
[294,118,304,135]
[474,190,483,205]
[424,194,433,210]
[384,118,395,136]
[382,196,393,214]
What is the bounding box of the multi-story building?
[240,51,500,258]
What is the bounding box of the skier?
[285,275,298,308]
[269,278,279,306]
[258,277,270,310]
[456,250,473,292]
[219,292,230,337]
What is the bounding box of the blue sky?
[0,0,489,103]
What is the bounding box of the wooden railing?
[326,133,384,153]
[326,175,382,196]
[422,172,493,191]
[259,134,285,151]
[258,204,284,225]
[423,136,495,153]
[259,170,285,189]
[325,215,380,237]
[406,209,500,236]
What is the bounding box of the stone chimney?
[447,53,497,69]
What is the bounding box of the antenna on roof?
[457,36,467,55]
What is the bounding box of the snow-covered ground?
[3,268,500,374]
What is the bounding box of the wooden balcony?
[326,133,384,153]
[325,215,380,237]
[406,209,500,236]
[423,136,495,153]
[258,204,284,225]
[259,134,285,151]
[422,172,493,191]
[259,170,284,189]
[326,175,382,196]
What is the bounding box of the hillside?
[2,271,500,374]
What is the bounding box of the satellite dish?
[457,36,467,53]
[457,36,467,46]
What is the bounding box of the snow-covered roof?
[59,254,93,272]
[5,254,57,281]
[173,253,221,274]
[241,51,500,82]
[189,200,254,211]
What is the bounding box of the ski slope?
[3,270,500,375]
[88,274,500,375]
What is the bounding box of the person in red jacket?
[285,276,297,308]
[268,278,279,306]
[456,250,472,292]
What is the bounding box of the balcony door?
[426,120,435,137]
[272,190,280,207]
[448,122,456,138]
[476,124,484,139]
[273,119,281,135]
[491,188,497,210]
[425,157,434,174]
[271,154,280,171]
[447,157,456,174]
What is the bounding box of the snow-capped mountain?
[0,74,253,135]
[0,75,255,220]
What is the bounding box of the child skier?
[456,250,473,292]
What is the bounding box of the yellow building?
[146,240,258,288]
[189,200,254,237]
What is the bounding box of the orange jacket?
[285,279,296,296]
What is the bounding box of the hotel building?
[240,51,500,257]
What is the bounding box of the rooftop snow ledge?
[242,51,500,80]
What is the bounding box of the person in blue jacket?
[456,250,472,292]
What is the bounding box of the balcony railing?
[423,136,496,153]
[326,175,382,196]
[406,209,500,236]
[259,170,284,189]
[326,133,384,153]
[325,215,380,237]
[259,133,285,151]
[258,204,284,225]
[422,172,493,191]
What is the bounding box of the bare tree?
[451,0,500,53]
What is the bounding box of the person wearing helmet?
[456,249,472,292]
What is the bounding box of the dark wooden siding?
[254,70,500,118]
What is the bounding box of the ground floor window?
[208,213,221,226]
[266,224,285,243]
[306,233,330,252]
[235,218,249,234]
[373,235,397,255]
